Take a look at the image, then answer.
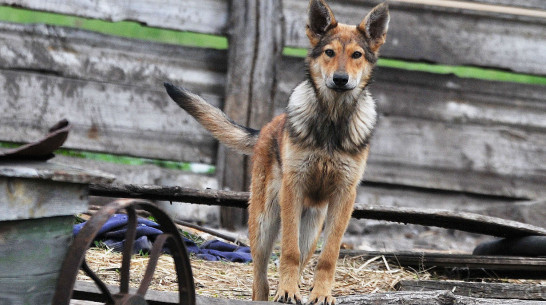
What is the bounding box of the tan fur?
[165,1,388,304]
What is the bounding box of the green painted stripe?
[0,142,215,174]
[283,47,546,85]
[378,58,546,85]
[0,6,228,49]
[2,6,545,85]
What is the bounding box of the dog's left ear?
[306,0,338,46]
[358,2,390,53]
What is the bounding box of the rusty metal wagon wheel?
[53,199,196,305]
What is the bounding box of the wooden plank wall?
[0,23,223,164]
[0,0,544,224]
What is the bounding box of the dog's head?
[306,0,389,95]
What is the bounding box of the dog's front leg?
[275,179,304,304]
[308,189,356,305]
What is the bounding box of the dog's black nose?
[333,73,349,86]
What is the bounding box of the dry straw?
[79,247,427,300]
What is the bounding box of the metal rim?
[53,199,196,305]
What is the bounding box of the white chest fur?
[286,81,377,154]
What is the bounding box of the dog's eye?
[324,49,335,57]
[352,51,362,59]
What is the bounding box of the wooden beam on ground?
[396,280,546,300]
[216,0,284,229]
[73,281,270,305]
[339,250,546,278]
[88,185,546,238]
[73,281,546,305]
[338,291,546,305]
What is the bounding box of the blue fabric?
[103,235,154,253]
[195,240,252,263]
[73,214,160,236]
[74,213,252,262]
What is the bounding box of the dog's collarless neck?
[286,81,376,153]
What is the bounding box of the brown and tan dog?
[165,1,389,303]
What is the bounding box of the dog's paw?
[274,286,302,304]
[307,289,336,305]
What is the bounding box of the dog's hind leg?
[249,169,281,301]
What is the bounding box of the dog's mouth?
[331,87,352,92]
[327,84,355,93]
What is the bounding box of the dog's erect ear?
[358,2,390,53]
[306,0,338,46]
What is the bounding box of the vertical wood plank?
[218,0,284,229]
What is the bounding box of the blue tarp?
[74,214,252,263]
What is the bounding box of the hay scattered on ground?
[79,247,428,300]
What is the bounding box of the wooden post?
[218,0,284,229]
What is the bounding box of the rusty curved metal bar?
[53,199,196,305]
[137,233,173,296]
[120,205,138,295]
[81,259,115,303]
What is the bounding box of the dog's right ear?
[306,0,338,46]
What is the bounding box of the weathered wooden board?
[0,69,217,163]
[339,291,546,305]
[0,0,229,35]
[87,185,546,238]
[1,22,545,199]
[3,0,546,75]
[340,250,546,276]
[217,0,284,229]
[0,22,227,93]
[356,184,519,219]
[0,177,88,220]
[351,204,546,238]
[0,161,111,220]
[366,117,544,199]
[73,280,546,305]
[276,57,546,199]
[58,156,527,223]
[54,156,216,187]
[73,281,272,305]
[396,0,546,15]
[89,184,249,209]
[464,0,546,10]
[53,154,221,224]
[396,280,546,300]
[60,156,522,223]
[0,22,228,163]
[283,0,546,75]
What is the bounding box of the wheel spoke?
[120,206,138,294]
[81,259,115,303]
[136,233,172,296]
[144,204,196,305]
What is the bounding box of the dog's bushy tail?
[164,82,259,155]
